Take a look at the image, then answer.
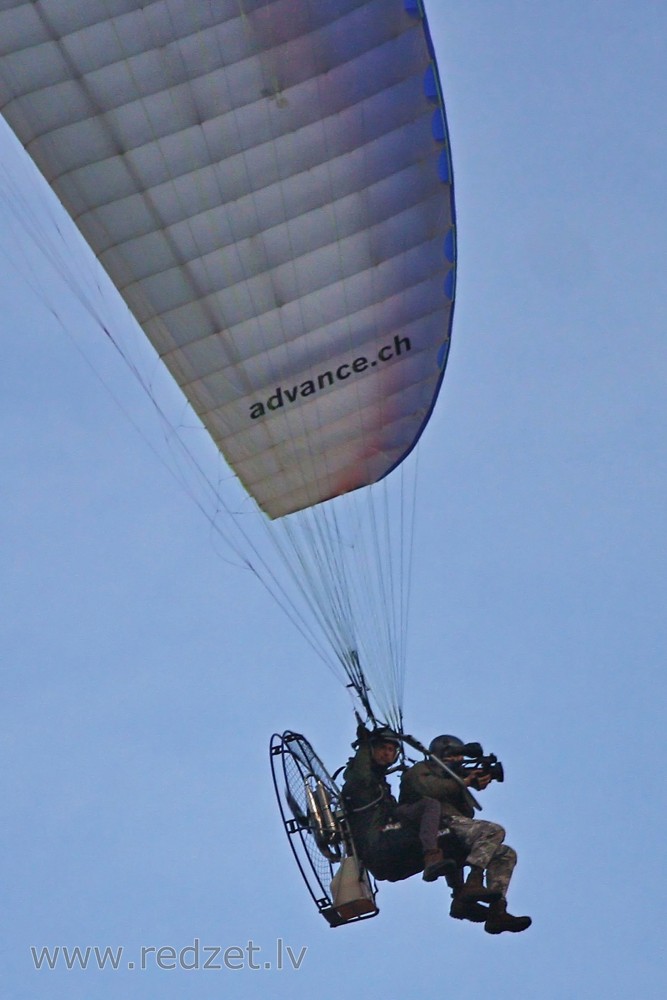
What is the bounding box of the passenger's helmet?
[429,734,464,760]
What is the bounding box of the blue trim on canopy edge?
[376,0,456,487]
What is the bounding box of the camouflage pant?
[445,816,517,898]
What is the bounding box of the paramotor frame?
[270,730,379,927]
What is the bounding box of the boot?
[449,896,489,923]
[455,866,501,904]
[422,849,456,882]
[484,898,532,934]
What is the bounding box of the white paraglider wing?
[0,0,455,724]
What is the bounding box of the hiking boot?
[484,898,532,934]
[422,849,456,882]
[456,867,501,904]
[449,896,489,923]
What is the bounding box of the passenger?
[400,735,532,933]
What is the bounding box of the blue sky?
[2,3,667,998]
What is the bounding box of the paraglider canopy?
[0,0,456,728]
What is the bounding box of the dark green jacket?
[341,743,397,860]
[399,760,475,819]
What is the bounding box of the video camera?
[447,742,505,784]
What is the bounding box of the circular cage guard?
[270,731,378,927]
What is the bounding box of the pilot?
[341,724,453,883]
